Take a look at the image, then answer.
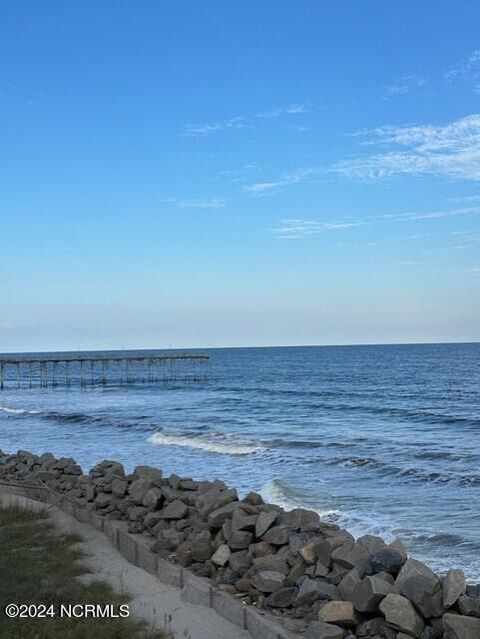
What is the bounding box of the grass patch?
[0,505,165,638]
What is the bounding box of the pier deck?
[0,353,209,389]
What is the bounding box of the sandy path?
[0,492,250,639]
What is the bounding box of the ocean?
[0,343,479,580]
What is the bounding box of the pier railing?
[0,354,209,389]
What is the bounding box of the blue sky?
[1,1,480,351]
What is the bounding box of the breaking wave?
[148,432,264,456]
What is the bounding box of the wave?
[326,455,480,487]
[148,432,264,456]
[260,478,340,520]
[0,406,40,415]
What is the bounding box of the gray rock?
[353,575,395,613]
[305,620,345,639]
[190,541,212,562]
[356,534,386,557]
[161,499,188,520]
[133,465,162,481]
[332,541,369,569]
[255,510,278,537]
[338,567,364,602]
[379,593,425,638]
[94,493,112,508]
[231,507,256,532]
[227,529,253,550]
[295,576,339,607]
[208,502,238,528]
[442,569,466,608]
[243,491,264,505]
[211,543,230,566]
[254,554,289,575]
[144,511,163,529]
[315,560,330,578]
[266,586,298,608]
[262,525,290,546]
[395,558,444,618]
[364,548,405,576]
[458,594,480,618]
[319,600,357,627]
[111,477,128,498]
[128,478,154,504]
[228,550,251,574]
[142,487,164,509]
[315,535,351,567]
[300,542,318,564]
[196,487,238,518]
[443,612,480,639]
[356,617,392,637]
[251,570,285,593]
[279,508,320,531]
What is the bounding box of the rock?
[243,491,264,506]
[161,499,188,520]
[94,493,112,508]
[315,560,330,578]
[379,593,425,638]
[442,569,466,608]
[305,620,345,639]
[190,541,212,562]
[111,477,128,498]
[332,542,369,569]
[315,536,348,567]
[133,465,162,481]
[262,525,290,546]
[227,529,253,550]
[389,538,408,562]
[208,502,238,528]
[251,570,285,593]
[197,488,238,518]
[211,543,230,567]
[228,550,250,574]
[231,507,256,532]
[319,601,357,627]
[142,487,164,509]
[300,543,318,564]
[254,554,289,575]
[295,577,339,607]
[458,594,480,617]
[364,548,405,576]
[356,534,386,556]
[279,508,320,531]
[128,478,154,504]
[338,567,364,602]
[395,558,444,618]
[266,586,298,608]
[353,575,395,613]
[443,612,480,639]
[255,510,278,537]
[356,617,392,637]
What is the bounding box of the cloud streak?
[272,218,367,239]
[183,116,252,137]
[244,167,321,195]
[255,103,311,118]
[386,75,426,96]
[166,197,227,209]
[332,114,480,182]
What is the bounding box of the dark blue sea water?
[1,344,479,580]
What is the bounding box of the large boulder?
[251,570,285,593]
[255,510,278,537]
[443,612,480,639]
[295,577,339,607]
[160,499,188,520]
[395,558,444,618]
[442,569,466,609]
[319,601,357,628]
[266,586,298,608]
[458,593,480,617]
[379,593,425,637]
[353,575,395,613]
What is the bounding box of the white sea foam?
[148,432,263,456]
[260,478,340,520]
[0,406,40,415]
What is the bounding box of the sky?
[1,1,480,352]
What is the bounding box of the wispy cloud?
[183,116,252,137]
[244,167,321,195]
[445,49,480,83]
[255,103,311,118]
[217,164,260,183]
[272,218,367,239]
[332,114,480,182]
[386,75,426,96]
[166,197,227,209]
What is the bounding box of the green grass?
[0,505,165,639]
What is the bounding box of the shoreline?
[1,448,479,638]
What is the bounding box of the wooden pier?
[0,353,209,389]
